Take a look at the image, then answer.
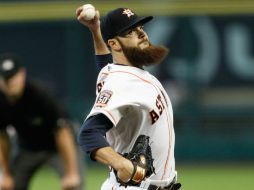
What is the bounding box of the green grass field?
[29,163,254,190]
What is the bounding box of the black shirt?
[0,81,68,151]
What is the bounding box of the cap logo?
[122,9,134,18]
[2,60,14,71]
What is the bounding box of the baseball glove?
[114,135,155,187]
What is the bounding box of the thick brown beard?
[119,41,169,68]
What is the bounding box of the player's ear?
[108,39,121,52]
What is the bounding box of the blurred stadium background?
[0,0,254,190]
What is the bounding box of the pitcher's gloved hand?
[114,135,155,187]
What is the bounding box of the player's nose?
[137,30,146,39]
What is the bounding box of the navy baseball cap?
[101,8,153,42]
[0,53,22,80]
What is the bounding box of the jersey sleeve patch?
[95,90,113,107]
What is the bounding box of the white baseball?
[81,4,96,20]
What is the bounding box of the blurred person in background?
[0,53,83,190]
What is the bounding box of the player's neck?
[5,94,21,104]
[2,87,25,104]
[112,53,143,69]
[112,53,130,66]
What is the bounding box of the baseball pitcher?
[76,5,181,190]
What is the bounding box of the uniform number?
[95,90,113,107]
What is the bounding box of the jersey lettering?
[149,94,165,124]
[156,94,165,115]
[149,110,159,124]
[97,81,105,93]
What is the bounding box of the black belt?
[147,183,182,190]
[148,185,160,190]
